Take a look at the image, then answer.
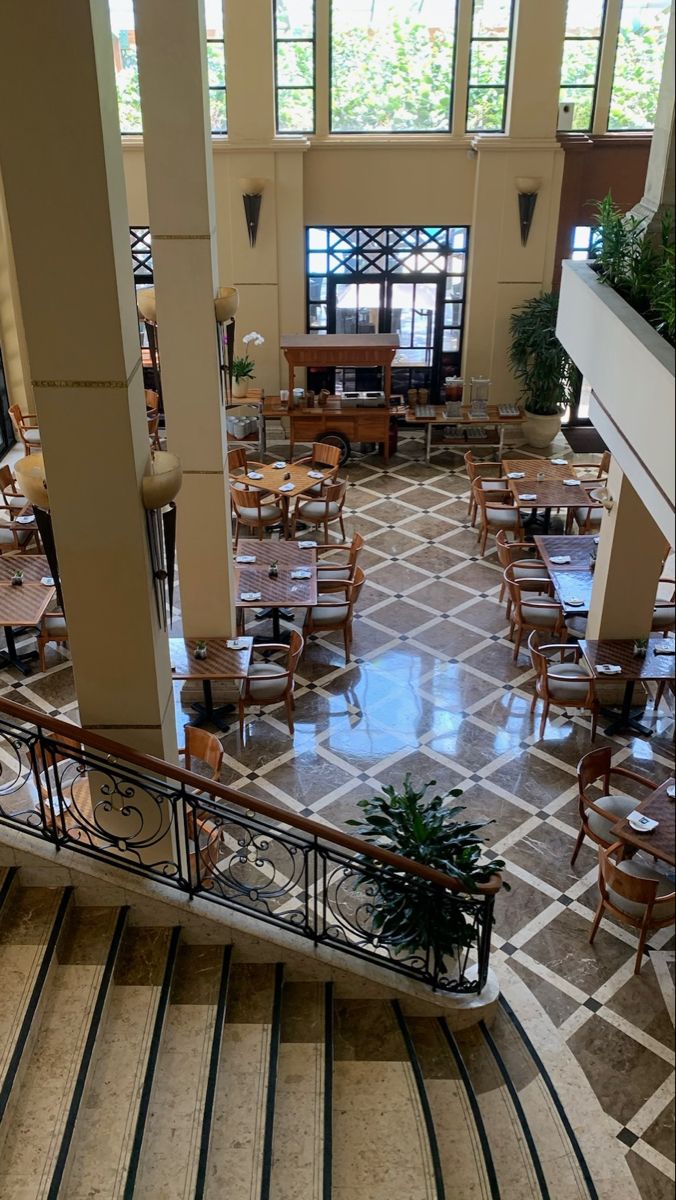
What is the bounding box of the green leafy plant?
[589,194,675,347]
[346,775,508,977]
[508,292,580,415]
[232,331,265,382]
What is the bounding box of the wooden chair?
[566,483,604,534]
[291,479,347,541]
[145,389,162,450]
[590,842,675,974]
[231,484,285,543]
[473,482,523,556]
[238,630,303,736]
[652,578,675,635]
[464,450,508,525]
[302,566,365,665]
[316,533,364,593]
[0,466,28,513]
[294,442,342,495]
[179,726,223,781]
[571,746,656,867]
[227,446,249,475]
[528,632,598,742]
[495,531,546,617]
[571,452,610,481]
[503,564,564,660]
[37,610,69,671]
[8,404,41,454]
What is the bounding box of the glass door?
[327,278,385,392]
[387,276,444,394]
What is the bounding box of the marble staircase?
[0,868,600,1200]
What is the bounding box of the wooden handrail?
[0,696,502,896]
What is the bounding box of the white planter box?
[557,260,675,541]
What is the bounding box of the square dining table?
[0,579,55,673]
[235,538,317,641]
[534,535,598,572]
[506,476,600,534]
[547,567,594,619]
[579,636,675,737]
[236,461,332,536]
[611,777,675,867]
[170,636,254,730]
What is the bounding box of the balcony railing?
[0,698,500,995]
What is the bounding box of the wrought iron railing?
[0,699,500,994]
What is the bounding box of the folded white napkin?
[550,458,568,465]
[596,663,622,675]
[507,471,525,479]
[550,555,571,564]
[279,482,295,492]
[291,569,311,579]
[41,576,55,586]
[298,540,317,549]
[519,493,537,501]
[240,591,262,601]
[235,555,256,563]
[247,471,263,480]
[226,639,246,649]
[563,479,580,486]
[272,461,286,469]
[308,470,324,479]
[627,811,658,832]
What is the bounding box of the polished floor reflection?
[3,429,674,1200]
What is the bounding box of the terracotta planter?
[522,411,562,448]
[232,379,250,399]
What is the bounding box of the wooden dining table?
[534,535,598,572]
[235,460,332,537]
[170,636,254,730]
[506,476,601,535]
[611,778,675,867]
[580,636,675,737]
[0,579,55,673]
[235,538,317,641]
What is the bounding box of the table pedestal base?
[601,706,653,738]
[1,627,38,676]
[188,680,235,732]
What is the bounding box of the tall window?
[608,0,670,131]
[466,0,514,132]
[570,225,598,259]
[558,0,606,131]
[330,1,458,133]
[275,1,315,133]
[108,0,227,135]
[306,226,469,395]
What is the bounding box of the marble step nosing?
[479,1018,551,1200]
[497,997,599,1200]
[49,905,130,1200]
[392,1002,446,1200]
[437,1018,501,1200]
[260,963,285,1200]
[121,924,182,1200]
[194,944,232,1200]
[0,887,73,1139]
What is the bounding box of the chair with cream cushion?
[303,566,365,664]
[464,451,508,525]
[566,483,604,534]
[294,442,342,495]
[503,564,564,660]
[37,611,68,671]
[495,531,547,617]
[9,405,41,454]
[238,630,303,736]
[590,843,675,973]
[291,480,346,541]
[473,482,523,556]
[528,632,598,741]
[0,466,28,513]
[231,484,285,542]
[571,745,656,867]
[652,578,675,635]
[316,533,364,593]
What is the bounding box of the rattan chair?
[590,842,675,973]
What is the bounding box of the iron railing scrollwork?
[0,704,498,995]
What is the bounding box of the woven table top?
[0,580,54,626]
[534,536,597,571]
[508,478,600,510]
[169,637,253,681]
[612,779,676,867]
[0,554,52,583]
[580,637,676,681]
[236,563,317,608]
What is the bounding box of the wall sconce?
[214,286,239,402]
[238,177,268,248]
[591,486,614,512]
[515,177,542,246]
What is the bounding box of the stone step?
[0,879,72,1150]
[203,961,283,1200]
[0,904,127,1200]
[131,940,226,1200]
[331,998,438,1200]
[65,925,176,1200]
[269,981,328,1200]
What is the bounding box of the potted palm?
[509,292,580,448]
[346,775,508,983]
[231,331,265,399]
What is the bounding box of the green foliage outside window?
[608,13,670,130]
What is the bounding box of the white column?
[0,0,177,762]
[134,0,236,638]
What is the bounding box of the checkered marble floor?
[2,429,674,1199]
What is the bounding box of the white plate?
[235,555,256,563]
[566,598,585,607]
[247,472,263,480]
[628,814,658,833]
[279,482,295,492]
[15,514,35,524]
[272,462,286,469]
[550,556,571,565]
[40,576,55,586]
[550,458,568,465]
[226,639,247,650]
[596,664,622,674]
[518,493,537,501]
[298,540,317,549]
[506,471,525,479]
[291,569,311,579]
[240,592,262,601]
[308,470,324,479]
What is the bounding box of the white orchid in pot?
[231,330,265,398]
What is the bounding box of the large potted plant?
[347,775,508,986]
[509,292,580,448]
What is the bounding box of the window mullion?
[452,0,473,137]
[593,0,622,133]
[315,0,330,136]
